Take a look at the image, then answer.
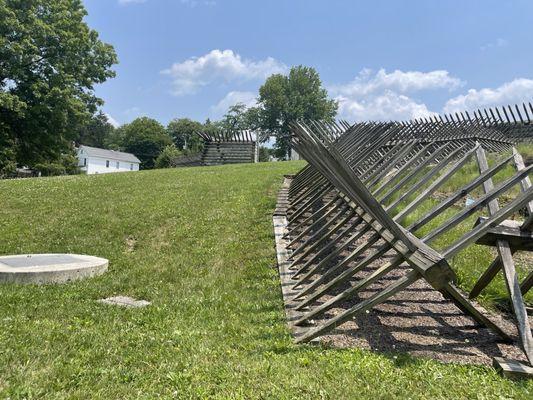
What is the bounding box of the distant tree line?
[86,116,217,170]
[1,1,338,176]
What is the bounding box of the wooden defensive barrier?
[197,130,258,166]
[275,102,533,375]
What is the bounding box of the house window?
[106,160,110,168]
[130,164,133,171]
[116,161,120,169]
[83,158,87,166]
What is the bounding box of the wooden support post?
[473,147,533,364]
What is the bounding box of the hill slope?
[0,162,531,398]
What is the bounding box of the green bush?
[34,162,66,176]
[258,146,271,162]
[154,144,183,168]
[34,151,80,177]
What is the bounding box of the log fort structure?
[197,130,258,166]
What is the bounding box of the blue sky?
[83,0,533,127]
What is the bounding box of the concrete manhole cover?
[0,254,108,284]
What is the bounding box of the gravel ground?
[285,202,530,366]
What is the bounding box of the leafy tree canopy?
[219,103,260,133]
[166,118,203,152]
[0,0,117,167]
[114,117,172,169]
[255,66,337,159]
[75,111,115,148]
[202,118,225,136]
[0,124,16,177]
[34,148,79,176]
[258,146,274,163]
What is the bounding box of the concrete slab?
[98,296,150,308]
[0,254,108,284]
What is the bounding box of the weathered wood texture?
[275,103,533,368]
[196,130,258,166]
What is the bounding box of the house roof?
[78,145,141,163]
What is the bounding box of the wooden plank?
[475,224,533,251]
[521,270,533,294]
[291,218,369,280]
[295,271,420,343]
[472,147,533,363]
[408,154,514,233]
[493,357,533,379]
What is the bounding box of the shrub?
[155,144,183,168]
[34,162,66,176]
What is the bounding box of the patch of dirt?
[316,263,528,366]
[124,236,137,253]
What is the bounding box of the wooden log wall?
[196,130,257,166]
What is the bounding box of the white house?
[77,145,141,175]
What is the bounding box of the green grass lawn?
[0,162,532,399]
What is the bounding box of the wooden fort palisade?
[196,130,257,166]
[275,103,533,374]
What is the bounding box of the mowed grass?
[0,162,532,399]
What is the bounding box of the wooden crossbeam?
[470,147,533,365]
[276,107,533,367]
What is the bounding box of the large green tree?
[255,66,337,159]
[166,118,203,153]
[0,125,16,177]
[0,0,117,168]
[219,103,260,133]
[75,111,115,148]
[114,117,172,169]
[203,118,225,137]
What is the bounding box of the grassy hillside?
[0,162,532,399]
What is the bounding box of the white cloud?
[329,68,462,121]
[211,91,257,117]
[162,49,287,96]
[330,68,464,98]
[481,38,508,51]
[443,78,533,114]
[336,91,436,122]
[105,113,120,128]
